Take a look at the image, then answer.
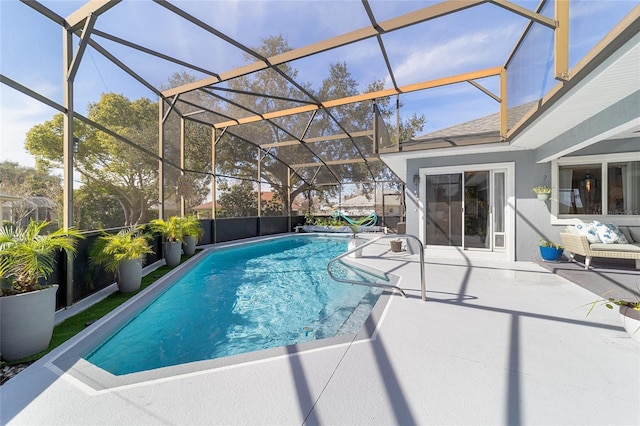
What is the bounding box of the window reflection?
[558,161,639,216]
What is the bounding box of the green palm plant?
[89,226,154,274]
[150,216,184,242]
[179,214,203,239]
[0,221,83,296]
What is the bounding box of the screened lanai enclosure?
[2,0,637,306]
[3,0,579,230]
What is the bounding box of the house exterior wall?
[405,150,552,261]
[404,137,639,262]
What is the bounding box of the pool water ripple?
[86,236,384,375]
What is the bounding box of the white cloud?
[0,82,59,167]
[388,24,521,87]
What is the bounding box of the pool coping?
[46,233,397,391]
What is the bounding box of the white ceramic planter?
[347,237,363,258]
[164,240,182,267]
[0,285,58,361]
[619,305,640,343]
[536,193,550,201]
[117,258,143,293]
[182,235,197,256]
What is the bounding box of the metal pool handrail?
[327,234,426,301]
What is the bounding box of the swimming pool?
[83,235,388,376]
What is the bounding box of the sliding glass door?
[425,174,462,246]
[425,169,506,251]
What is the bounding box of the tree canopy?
[23,34,423,230]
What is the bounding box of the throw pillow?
[593,221,628,244]
[607,223,628,244]
[575,221,601,243]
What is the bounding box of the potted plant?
[0,220,83,361]
[539,238,564,261]
[90,226,154,293]
[150,216,184,267]
[178,215,203,256]
[347,221,364,258]
[532,185,552,201]
[587,293,640,343]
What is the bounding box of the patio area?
[2,237,638,425]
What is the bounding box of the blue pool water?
[86,236,384,375]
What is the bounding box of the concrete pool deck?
[2,236,639,425]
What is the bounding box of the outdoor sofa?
[560,222,640,269]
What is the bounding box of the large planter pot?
[117,258,143,293]
[164,240,183,267]
[619,305,640,343]
[540,246,563,262]
[182,235,197,256]
[0,285,58,361]
[347,237,363,258]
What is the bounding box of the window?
[553,153,640,221]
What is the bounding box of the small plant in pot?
[150,216,184,267]
[178,214,203,256]
[90,226,154,293]
[347,220,365,258]
[539,238,564,262]
[0,220,83,361]
[587,291,640,343]
[532,185,551,201]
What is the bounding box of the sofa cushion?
[589,242,640,252]
[575,221,601,243]
[628,226,640,243]
[593,221,628,244]
[619,226,633,244]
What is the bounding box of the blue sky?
[1,0,637,167]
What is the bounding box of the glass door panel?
[493,171,506,249]
[425,174,462,246]
[464,171,490,249]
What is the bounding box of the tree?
[25,85,212,229]
[25,94,158,227]
[216,180,258,217]
[213,36,425,209]
[0,161,62,227]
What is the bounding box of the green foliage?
[89,226,154,274]
[586,290,640,317]
[150,216,184,242]
[304,213,314,225]
[0,161,62,226]
[0,220,83,296]
[178,214,203,238]
[532,186,551,194]
[539,238,563,249]
[216,181,258,217]
[73,186,127,230]
[24,89,211,229]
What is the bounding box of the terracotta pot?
[390,240,402,252]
